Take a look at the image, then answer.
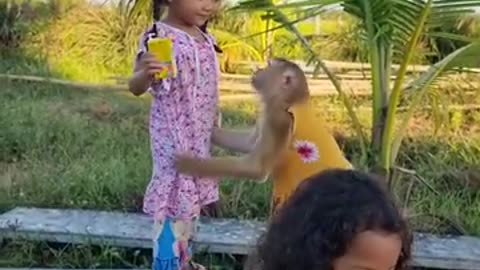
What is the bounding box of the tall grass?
[1,78,480,267]
[1,72,480,221]
[25,1,149,82]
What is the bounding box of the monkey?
[174,58,353,214]
[175,59,352,269]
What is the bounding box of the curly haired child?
[128,0,222,269]
[246,169,412,270]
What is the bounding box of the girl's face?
[333,231,402,270]
[170,0,220,27]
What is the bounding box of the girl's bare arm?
[128,69,152,96]
[128,53,164,96]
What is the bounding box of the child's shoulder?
[143,21,176,39]
[205,32,217,45]
[200,27,216,41]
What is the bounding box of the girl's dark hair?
[200,21,222,53]
[152,0,164,21]
[151,0,222,53]
[253,169,412,270]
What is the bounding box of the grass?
[1,73,480,268]
[0,79,251,269]
[1,2,480,268]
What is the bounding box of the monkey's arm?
[176,114,291,181]
[175,155,267,179]
[211,127,258,153]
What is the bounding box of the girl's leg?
[183,217,206,270]
[152,217,202,270]
[153,217,179,270]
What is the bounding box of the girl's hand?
[128,53,167,96]
[137,52,167,79]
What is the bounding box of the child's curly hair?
[252,169,411,270]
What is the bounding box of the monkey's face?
[251,59,288,97]
[251,67,269,92]
[251,59,309,106]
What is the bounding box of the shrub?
[26,1,149,82]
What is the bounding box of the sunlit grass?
[1,77,480,268]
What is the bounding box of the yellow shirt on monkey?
[271,100,353,213]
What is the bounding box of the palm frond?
[209,28,263,70]
[234,0,480,172]
[235,0,480,59]
[391,41,480,162]
[129,0,151,19]
[379,0,435,170]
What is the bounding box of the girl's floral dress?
[135,21,220,270]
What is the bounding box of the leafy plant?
[309,15,368,62]
[425,14,480,63]
[234,0,480,178]
[210,5,266,71]
[0,0,31,48]
[27,0,150,81]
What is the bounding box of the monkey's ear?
[282,69,296,86]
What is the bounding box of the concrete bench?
[1,207,480,270]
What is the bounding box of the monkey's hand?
[174,153,202,175]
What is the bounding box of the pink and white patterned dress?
[135,22,220,222]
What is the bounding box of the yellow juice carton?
[147,37,177,80]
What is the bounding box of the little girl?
[128,0,221,269]
[246,169,412,270]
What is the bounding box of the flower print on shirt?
[293,140,320,163]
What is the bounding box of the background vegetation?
[1,0,480,269]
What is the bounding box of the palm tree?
[234,0,480,178]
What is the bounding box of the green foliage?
[308,15,368,62]
[1,0,408,81]
[25,0,149,82]
[0,1,21,47]
[235,0,480,177]
[1,78,480,267]
[0,0,38,48]
[425,14,480,63]
[3,0,480,83]
[210,7,266,70]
